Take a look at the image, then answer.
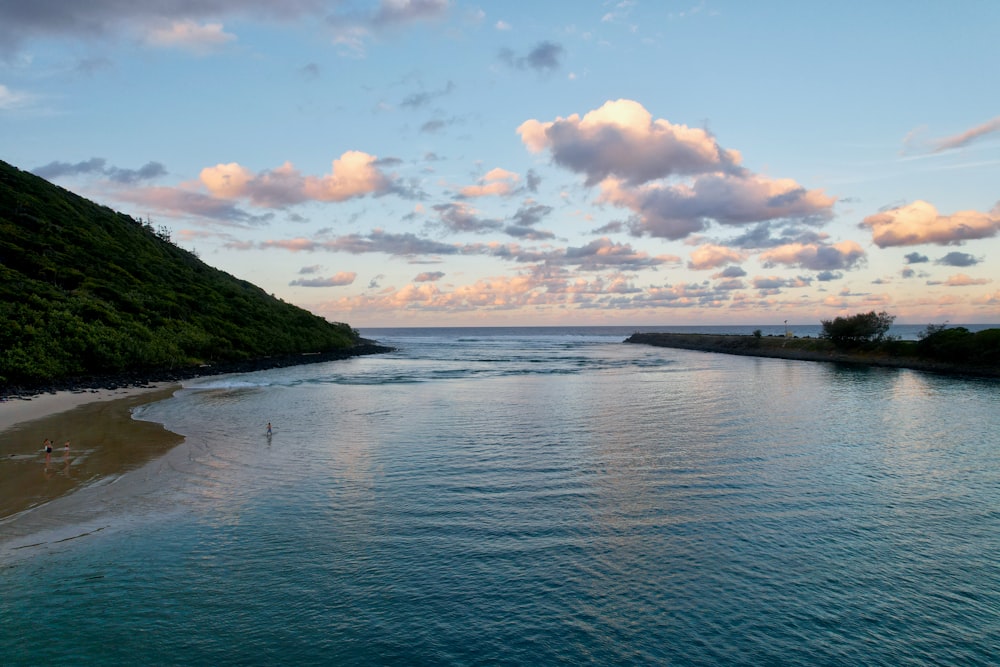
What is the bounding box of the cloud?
[860,200,1000,247]
[0,0,321,54]
[499,41,565,72]
[904,251,929,264]
[414,271,445,282]
[256,229,674,273]
[113,185,267,224]
[940,273,992,287]
[289,271,357,287]
[262,230,460,257]
[936,251,980,267]
[144,19,235,54]
[0,83,35,110]
[327,0,450,55]
[752,276,788,290]
[973,290,1000,306]
[932,116,1000,153]
[687,244,745,270]
[370,0,450,28]
[602,173,834,240]
[503,203,554,239]
[759,240,865,271]
[400,80,455,109]
[525,169,541,192]
[713,265,746,279]
[519,100,834,240]
[33,155,169,185]
[459,167,519,198]
[420,119,447,134]
[433,202,503,233]
[199,153,395,207]
[518,99,742,187]
[562,237,676,271]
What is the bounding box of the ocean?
[2,326,998,665]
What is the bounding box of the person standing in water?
[266,422,272,436]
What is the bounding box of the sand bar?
[0,385,183,520]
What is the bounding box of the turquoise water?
[2,327,999,665]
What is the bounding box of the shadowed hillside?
[1,159,383,390]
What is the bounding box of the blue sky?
[2,1,998,326]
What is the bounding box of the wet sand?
[0,386,183,520]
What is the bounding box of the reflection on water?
[1,330,998,666]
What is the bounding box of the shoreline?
[624,332,1000,378]
[0,342,393,545]
[0,340,394,400]
[0,384,183,521]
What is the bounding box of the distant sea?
[2,326,998,665]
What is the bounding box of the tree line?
[821,310,999,366]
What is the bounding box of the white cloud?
[0,83,35,111]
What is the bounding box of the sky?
[2,1,999,328]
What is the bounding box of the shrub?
[820,311,895,348]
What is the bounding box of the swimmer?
[266,422,273,436]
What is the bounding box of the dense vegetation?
[1,160,362,387]
[821,310,1000,367]
[820,310,895,348]
[916,324,1000,366]
[628,313,1000,377]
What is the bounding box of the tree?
[820,311,895,348]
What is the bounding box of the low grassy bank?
[624,332,1000,378]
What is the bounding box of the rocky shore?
[624,332,1000,378]
[1,341,395,400]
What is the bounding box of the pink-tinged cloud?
[289,271,357,287]
[973,290,1000,306]
[860,200,1000,247]
[600,173,835,240]
[262,238,321,252]
[688,244,746,270]
[759,240,865,271]
[459,167,519,197]
[414,271,445,282]
[200,152,393,207]
[144,20,235,54]
[518,99,743,186]
[942,273,992,287]
[932,116,1000,152]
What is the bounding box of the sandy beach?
[0,385,183,521]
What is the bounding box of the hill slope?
[0,159,375,389]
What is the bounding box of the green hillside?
[0,159,364,387]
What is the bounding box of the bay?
[2,327,998,665]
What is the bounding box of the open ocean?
[2,326,999,665]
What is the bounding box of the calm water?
[2,327,999,665]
